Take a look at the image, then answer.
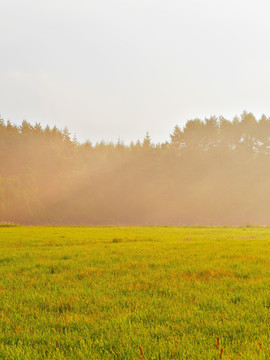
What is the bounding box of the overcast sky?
[1,0,270,143]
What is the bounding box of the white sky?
[1,0,270,143]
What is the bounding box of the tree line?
[1,111,270,225]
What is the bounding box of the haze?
[1,0,270,143]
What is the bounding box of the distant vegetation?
[1,111,270,225]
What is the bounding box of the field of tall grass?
[0,226,269,359]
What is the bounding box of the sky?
[1,0,270,144]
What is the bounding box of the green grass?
[0,226,269,359]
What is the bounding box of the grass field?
[0,226,269,359]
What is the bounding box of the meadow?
[0,226,269,359]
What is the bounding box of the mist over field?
[2,0,270,226]
[1,112,270,226]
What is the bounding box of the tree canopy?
[1,112,270,225]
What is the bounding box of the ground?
[0,226,269,359]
